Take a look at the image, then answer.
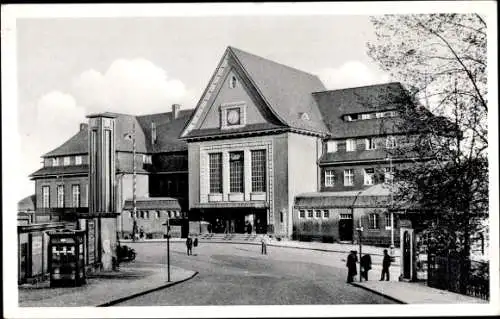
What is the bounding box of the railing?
[428,253,489,300]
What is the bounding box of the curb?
[350,282,406,304]
[97,271,199,307]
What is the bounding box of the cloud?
[317,61,390,90]
[72,58,195,115]
[19,91,87,199]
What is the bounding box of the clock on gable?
[227,108,241,125]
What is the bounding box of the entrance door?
[403,231,411,278]
[339,219,353,241]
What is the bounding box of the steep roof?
[41,109,194,158]
[229,47,329,134]
[43,129,88,157]
[313,82,412,138]
[18,194,36,211]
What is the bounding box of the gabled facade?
[180,47,418,244]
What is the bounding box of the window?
[75,155,82,165]
[324,169,335,187]
[52,158,59,166]
[340,214,352,220]
[229,151,244,193]
[209,153,223,193]
[386,136,397,149]
[72,185,80,207]
[346,139,356,152]
[307,210,314,218]
[326,141,337,153]
[345,114,359,122]
[369,213,379,229]
[280,211,284,223]
[385,213,392,230]
[251,150,266,192]
[315,210,322,218]
[156,211,160,219]
[344,169,354,186]
[42,186,50,208]
[323,210,330,218]
[365,138,377,150]
[384,167,395,184]
[57,185,64,208]
[229,75,237,88]
[143,154,152,164]
[364,168,375,185]
[361,113,372,120]
[144,211,149,219]
[299,210,305,218]
[63,157,70,166]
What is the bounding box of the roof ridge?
[311,81,402,94]
[228,46,321,81]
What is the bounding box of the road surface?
[118,241,396,306]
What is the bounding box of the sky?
[14,13,391,200]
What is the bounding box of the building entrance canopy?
[202,208,267,234]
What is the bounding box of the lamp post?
[356,219,364,282]
[387,156,395,256]
[162,217,171,282]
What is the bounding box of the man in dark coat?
[186,236,193,256]
[361,254,372,281]
[346,250,358,283]
[380,249,391,281]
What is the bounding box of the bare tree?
[367,14,488,294]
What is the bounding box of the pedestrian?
[139,226,145,240]
[346,250,358,283]
[360,254,372,281]
[193,237,198,254]
[261,234,268,255]
[186,236,193,256]
[380,249,391,281]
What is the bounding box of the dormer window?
[326,141,337,153]
[365,137,377,150]
[75,155,82,165]
[63,156,70,166]
[229,75,238,89]
[52,157,60,166]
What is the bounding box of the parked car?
[117,245,136,262]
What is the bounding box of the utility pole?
[163,217,171,282]
[356,219,364,282]
[131,122,138,241]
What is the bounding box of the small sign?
[399,219,412,228]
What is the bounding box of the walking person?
[360,254,372,281]
[346,250,358,283]
[261,234,268,255]
[186,236,193,256]
[193,236,198,255]
[380,249,391,281]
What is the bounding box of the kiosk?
[48,230,86,287]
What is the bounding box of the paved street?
[118,242,396,306]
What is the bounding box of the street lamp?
[356,219,364,282]
[162,217,171,282]
[386,156,395,256]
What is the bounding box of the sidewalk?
[122,237,400,265]
[351,280,488,304]
[18,263,197,307]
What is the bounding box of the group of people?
[346,249,392,283]
[185,236,199,256]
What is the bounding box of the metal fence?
[427,254,489,300]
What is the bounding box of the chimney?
[172,104,181,119]
[80,123,88,131]
[151,122,157,144]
